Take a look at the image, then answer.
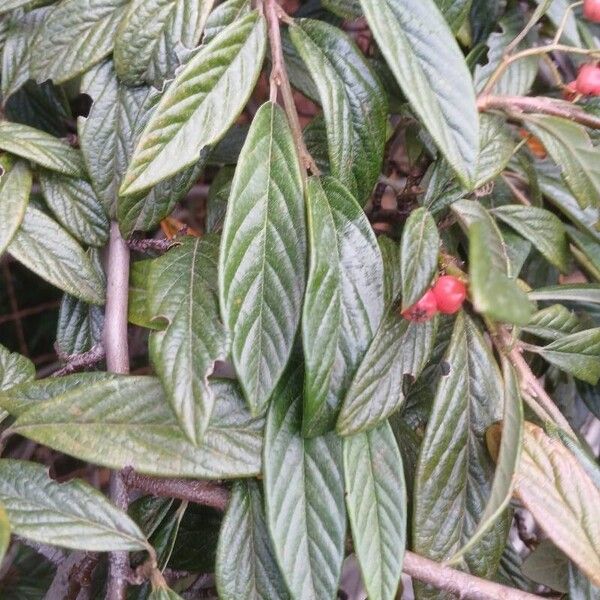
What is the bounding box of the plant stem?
[264,0,320,177]
[104,221,131,600]
[53,343,105,377]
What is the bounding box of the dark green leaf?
[8,206,105,304]
[359,0,479,187]
[8,375,263,478]
[344,422,406,600]
[264,362,346,600]
[216,480,288,600]
[56,294,104,356]
[379,235,402,309]
[206,165,234,233]
[0,155,31,256]
[0,343,34,392]
[128,259,162,330]
[289,18,387,204]
[522,304,582,341]
[120,11,266,195]
[0,459,148,551]
[219,102,306,415]
[31,0,129,84]
[148,235,228,444]
[0,0,45,13]
[204,0,251,44]
[400,207,439,310]
[302,177,383,435]
[434,0,471,32]
[529,284,600,304]
[322,0,361,19]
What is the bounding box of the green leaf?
[56,294,104,355]
[149,586,185,600]
[359,0,479,187]
[529,284,600,304]
[120,11,266,195]
[532,328,600,385]
[79,61,204,223]
[413,313,506,583]
[1,7,50,102]
[8,375,264,478]
[204,0,251,45]
[289,19,387,204]
[379,236,402,309]
[400,207,439,310]
[524,116,600,210]
[128,259,163,330]
[492,205,568,273]
[0,503,9,566]
[0,155,31,256]
[114,0,215,86]
[568,561,600,599]
[522,304,582,341]
[219,102,306,415]
[39,170,109,247]
[263,361,346,600]
[31,0,129,84]
[567,225,600,279]
[336,312,436,436]
[148,236,228,444]
[302,177,384,436]
[522,539,569,592]
[0,121,84,176]
[0,344,34,391]
[206,166,233,233]
[515,423,600,586]
[8,206,105,305]
[344,422,406,600]
[434,0,472,32]
[0,0,43,14]
[216,480,288,600]
[0,458,148,551]
[448,357,524,564]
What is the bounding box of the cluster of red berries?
[401,276,468,323]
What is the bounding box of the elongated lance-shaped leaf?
[0,459,148,551]
[344,422,406,600]
[216,480,288,600]
[379,236,402,310]
[0,121,84,176]
[120,11,266,195]
[148,235,228,444]
[8,206,105,305]
[413,313,507,589]
[302,177,384,436]
[400,207,439,311]
[515,423,600,586]
[220,102,306,415]
[289,19,387,205]
[7,375,263,478]
[204,0,251,44]
[0,155,31,257]
[263,361,346,600]
[447,357,524,564]
[522,304,582,342]
[114,0,215,86]
[529,284,600,304]
[56,294,104,356]
[31,0,129,84]
[336,313,437,436]
[359,0,479,187]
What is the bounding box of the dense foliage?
[0,0,599,598]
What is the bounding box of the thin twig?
[122,468,230,512]
[53,343,105,377]
[104,222,131,600]
[126,237,178,254]
[265,0,320,177]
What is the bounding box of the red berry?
[432,276,468,315]
[402,289,438,322]
[584,0,600,22]
[575,64,600,96]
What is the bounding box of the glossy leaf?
[514,423,600,586]
[413,313,506,581]
[204,0,251,44]
[219,102,306,415]
[8,206,105,305]
[120,11,266,195]
[532,328,600,385]
[529,284,600,304]
[8,375,263,478]
[128,259,162,330]
[56,294,104,356]
[216,480,288,600]
[322,0,361,18]
[0,459,148,551]
[289,19,387,204]
[206,165,234,233]
[344,422,406,600]
[435,0,471,31]
[525,116,600,210]
[336,313,436,436]
[302,177,384,435]
[379,236,402,309]
[31,0,129,84]
[359,0,479,187]
[263,362,346,600]
[39,170,109,247]
[114,0,215,86]
[0,121,84,176]
[0,155,31,256]
[148,235,228,444]
[400,207,439,311]
[0,344,34,392]
[522,304,582,341]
